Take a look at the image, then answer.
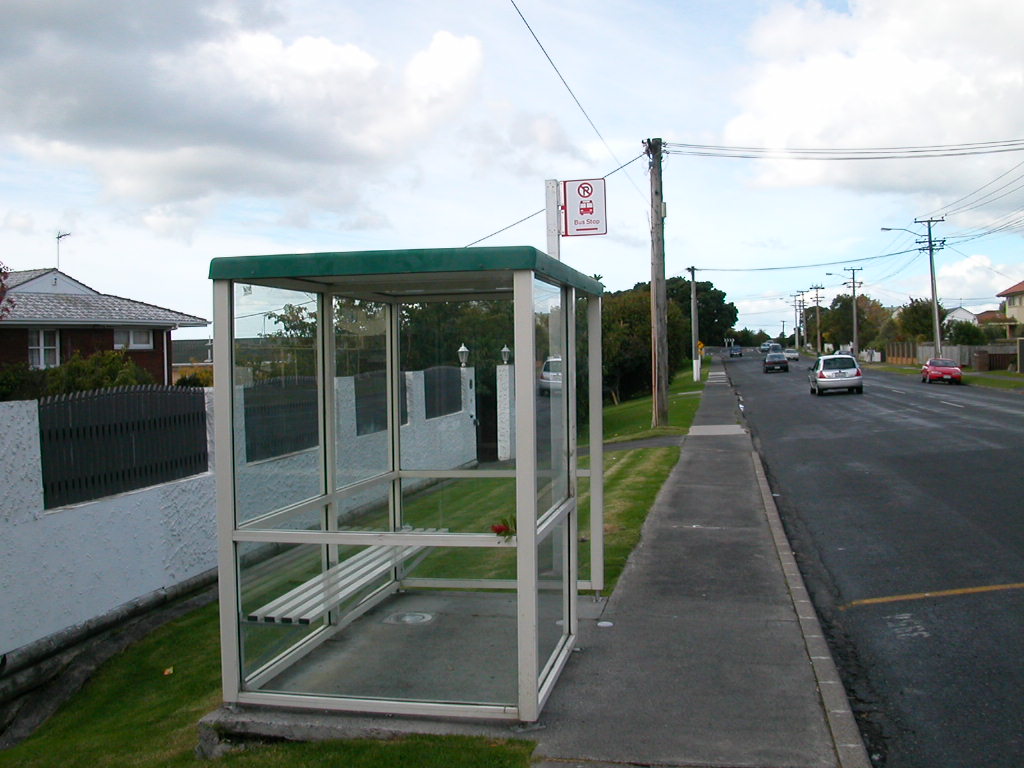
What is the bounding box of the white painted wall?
[0,372,477,655]
[0,399,216,655]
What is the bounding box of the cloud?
[0,5,483,233]
[723,0,1024,201]
[3,211,35,235]
[937,252,1020,304]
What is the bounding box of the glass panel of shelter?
[225,271,581,713]
[231,283,323,526]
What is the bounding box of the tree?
[823,293,889,349]
[602,289,687,403]
[0,260,13,320]
[668,277,738,346]
[731,328,763,347]
[631,276,738,346]
[946,320,987,345]
[899,298,947,340]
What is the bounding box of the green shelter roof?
[209,246,603,296]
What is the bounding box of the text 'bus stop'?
[209,246,603,722]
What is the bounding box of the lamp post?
[458,343,469,367]
[882,223,943,357]
[500,345,511,364]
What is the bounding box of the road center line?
[839,582,1024,611]
[940,400,965,408]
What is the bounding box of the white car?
[538,356,562,395]
[784,348,799,361]
[808,354,863,395]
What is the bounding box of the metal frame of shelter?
[209,246,603,722]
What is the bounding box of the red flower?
[491,523,510,536]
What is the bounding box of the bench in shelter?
[246,529,442,625]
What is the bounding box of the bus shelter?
[209,246,603,722]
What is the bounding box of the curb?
[751,446,872,768]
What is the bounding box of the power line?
[663,138,1024,161]
[693,247,920,273]
[508,0,620,170]
[931,158,1024,217]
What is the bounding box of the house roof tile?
[996,279,1024,297]
[2,291,207,328]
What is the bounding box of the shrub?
[45,350,155,395]
[0,362,47,401]
[175,369,213,387]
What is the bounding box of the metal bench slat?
[247,545,387,623]
[245,528,441,625]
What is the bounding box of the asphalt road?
[723,352,1024,768]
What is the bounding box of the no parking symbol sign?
[562,178,607,236]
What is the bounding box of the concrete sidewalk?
[529,367,870,768]
[200,366,872,767]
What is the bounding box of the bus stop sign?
[563,178,607,236]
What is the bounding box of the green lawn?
[0,363,706,768]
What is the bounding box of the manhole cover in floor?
[384,611,435,625]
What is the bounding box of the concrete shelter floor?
[261,590,566,707]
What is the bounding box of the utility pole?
[790,294,801,349]
[844,267,862,357]
[797,291,807,350]
[645,138,668,427]
[781,319,786,341]
[689,266,699,382]
[810,284,824,354]
[915,217,945,358]
[56,231,71,270]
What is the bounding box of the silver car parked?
[808,354,863,395]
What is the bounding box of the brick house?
[0,268,208,384]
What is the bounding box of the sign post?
[545,179,561,260]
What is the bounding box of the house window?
[28,329,59,369]
[114,329,154,350]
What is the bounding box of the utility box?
[208,246,603,722]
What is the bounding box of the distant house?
[995,279,1024,335]
[0,268,208,384]
[945,306,978,325]
[976,309,1016,339]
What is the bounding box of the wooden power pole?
[645,138,668,427]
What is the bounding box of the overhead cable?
[694,247,920,273]
[663,138,1024,161]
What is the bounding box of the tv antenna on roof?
[56,231,71,269]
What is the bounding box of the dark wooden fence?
[424,366,463,419]
[38,386,209,509]
[243,377,319,462]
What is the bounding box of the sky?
[3,0,1024,341]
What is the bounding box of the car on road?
[784,348,799,361]
[729,345,743,357]
[538,355,562,395]
[763,352,789,373]
[921,358,962,384]
[759,341,772,354]
[808,354,863,395]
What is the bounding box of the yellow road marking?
[840,582,1024,611]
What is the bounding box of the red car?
[921,358,962,384]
